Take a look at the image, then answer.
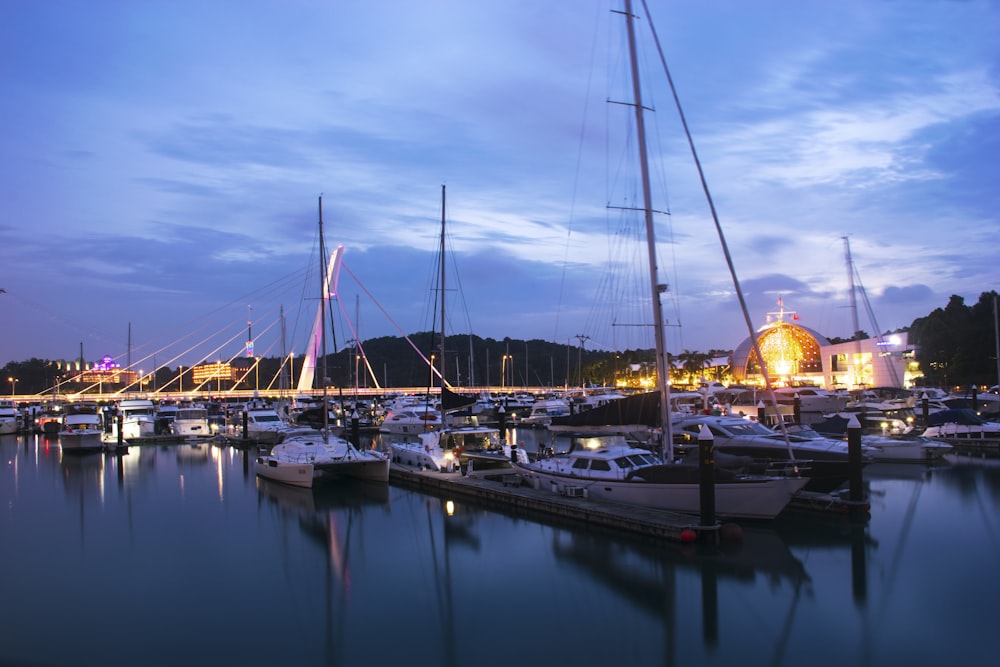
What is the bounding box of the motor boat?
[671,414,873,492]
[514,433,807,520]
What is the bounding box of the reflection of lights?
[445,499,455,516]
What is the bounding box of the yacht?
[514,433,807,520]
[59,406,105,452]
[113,399,156,440]
[390,416,528,472]
[378,408,442,435]
[172,406,211,438]
[671,414,872,492]
[0,400,20,435]
[921,408,1000,439]
[256,431,389,488]
[520,396,571,427]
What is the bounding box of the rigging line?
[121,267,308,365]
[640,0,793,454]
[338,261,443,385]
[555,0,605,343]
[329,287,382,391]
[852,260,902,387]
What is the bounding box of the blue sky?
[1,0,998,371]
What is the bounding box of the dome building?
[731,299,828,386]
[730,298,916,389]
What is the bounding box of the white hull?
[118,418,156,440]
[378,422,439,436]
[256,434,390,487]
[389,441,457,472]
[255,458,316,488]
[60,431,106,452]
[517,466,807,520]
[865,437,953,463]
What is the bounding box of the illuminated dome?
[731,300,830,385]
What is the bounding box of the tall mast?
[843,236,863,388]
[624,0,672,459]
[439,184,447,389]
[318,195,329,439]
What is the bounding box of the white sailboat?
[515,0,807,519]
[256,197,389,488]
[389,186,525,473]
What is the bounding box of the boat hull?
[516,465,808,520]
[255,457,315,488]
[60,431,106,452]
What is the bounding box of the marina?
[2,428,999,667]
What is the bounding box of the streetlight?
[430,354,436,388]
[8,377,17,398]
[501,355,512,389]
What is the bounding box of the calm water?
[1,430,998,667]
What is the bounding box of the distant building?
[730,299,918,389]
[822,333,917,390]
[192,361,240,386]
[67,355,138,386]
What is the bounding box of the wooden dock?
[389,464,724,544]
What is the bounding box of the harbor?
[2,428,998,667]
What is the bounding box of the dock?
[389,464,728,544]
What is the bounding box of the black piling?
[241,410,248,440]
[847,415,866,522]
[698,424,717,540]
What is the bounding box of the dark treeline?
[909,291,999,388]
[2,291,997,395]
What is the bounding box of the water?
[1,431,998,667]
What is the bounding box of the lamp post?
[430,355,436,388]
[8,377,17,398]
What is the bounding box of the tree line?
[2,291,996,395]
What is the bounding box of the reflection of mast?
[426,499,457,667]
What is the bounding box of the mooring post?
[756,400,766,425]
[921,392,929,428]
[847,415,866,522]
[241,410,248,440]
[351,411,360,447]
[698,424,717,537]
[793,393,801,424]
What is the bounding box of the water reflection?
[1,431,998,666]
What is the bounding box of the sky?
[1,0,999,372]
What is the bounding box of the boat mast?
[624,0,673,460]
[318,195,329,441]
[844,236,861,388]
[439,185,447,391]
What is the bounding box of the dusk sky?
[2,1,998,374]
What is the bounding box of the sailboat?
[389,186,527,473]
[255,197,389,488]
[514,0,807,519]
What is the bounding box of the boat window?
[629,454,651,466]
[571,458,590,470]
[615,456,633,469]
[590,460,611,471]
[255,414,281,423]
